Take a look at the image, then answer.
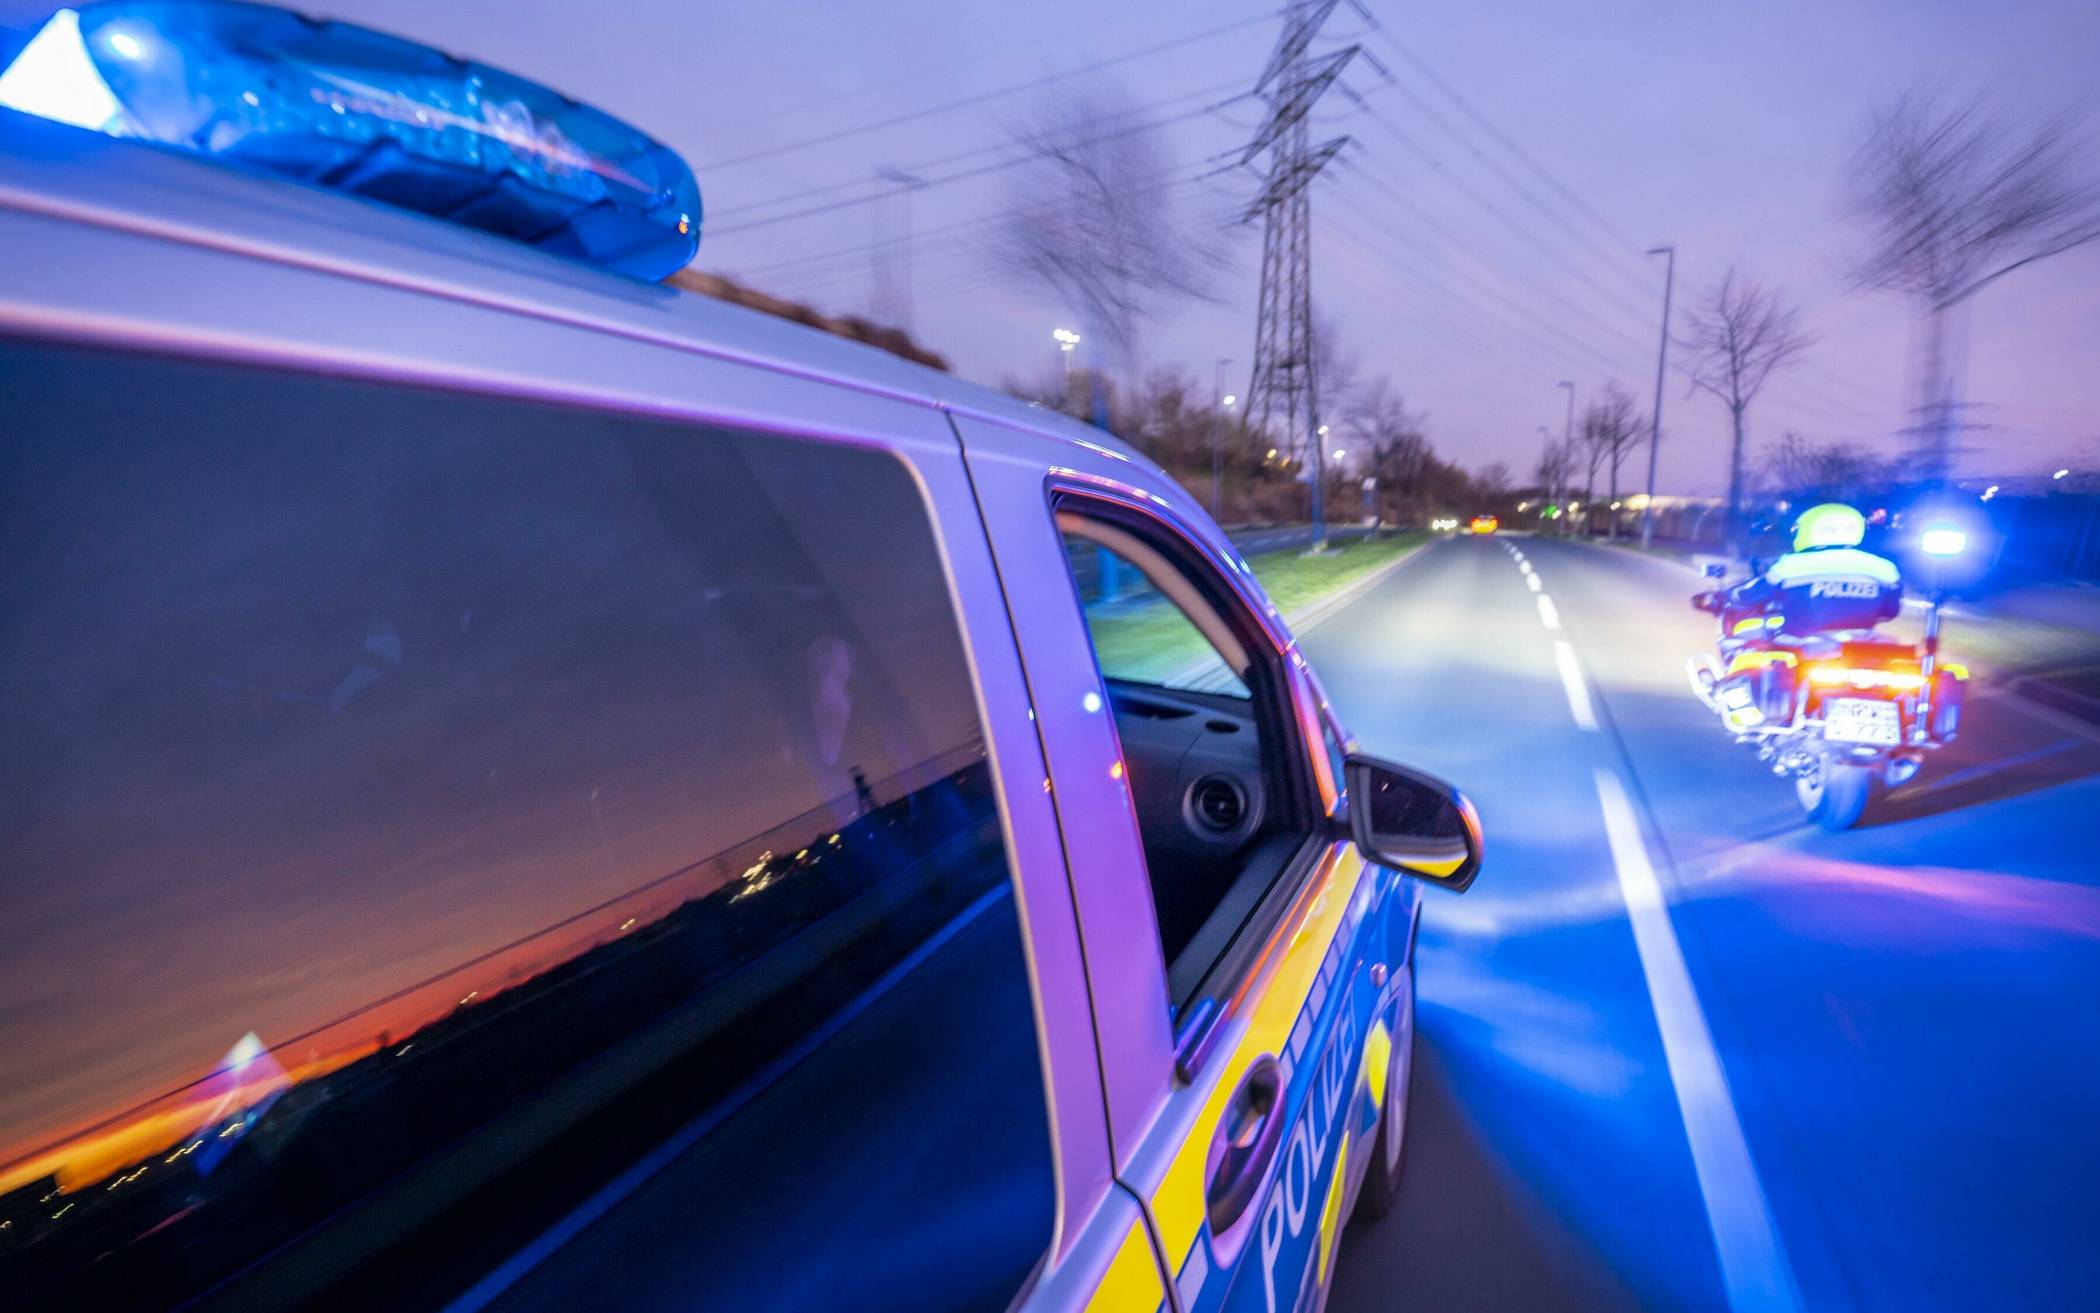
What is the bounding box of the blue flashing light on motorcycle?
[0,2,702,279]
[1919,526,1968,558]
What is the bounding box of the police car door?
[957,450,1390,1313]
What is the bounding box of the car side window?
[0,338,1054,1312]
[1063,534,1251,698]
[1054,504,1319,1014]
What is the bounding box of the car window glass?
[1056,511,1319,1013]
[0,338,1053,1312]
[1062,534,1250,698]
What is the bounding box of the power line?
[1326,168,1895,444]
[708,79,1240,221]
[1351,15,1895,415]
[693,11,1276,171]
[704,1,1258,136]
[706,95,1246,238]
[1342,134,1891,429]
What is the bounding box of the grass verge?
[1084,532,1427,686]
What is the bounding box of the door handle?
[1205,1055,1284,1233]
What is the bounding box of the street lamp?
[1210,358,1234,519]
[1557,381,1576,535]
[2054,468,2070,480]
[1641,244,1676,550]
[1054,327,1081,410]
[873,165,927,331]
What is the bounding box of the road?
[1308,532,2100,1313]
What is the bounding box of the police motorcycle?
[1685,509,1970,831]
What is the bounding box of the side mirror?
[1344,753,1482,893]
[1702,562,1727,580]
[1691,589,1725,614]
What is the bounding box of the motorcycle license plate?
[1825,697,1900,745]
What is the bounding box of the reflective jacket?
[1727,545,1903,633]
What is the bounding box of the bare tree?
[1578,383,1648,539]
[1764,432,1880,503]
[1475,461,1512,502]
[1341,377,1431,519]
[1845,91,2100,478]
[1680,266,1815,546]
[1535,435,1577,528]
[991,81,1222,380]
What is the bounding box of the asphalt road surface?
[1311,532,2100,1313]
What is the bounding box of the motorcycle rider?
[1719,502,1901,651]
[1701,502,1902,731]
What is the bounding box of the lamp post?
[1312,424,1332,551]
[1641,244,1676,549]
[872,165,926,332]
[1557,380,1576,535]
[1537,425,1554,515]
[1053,328,1081,412]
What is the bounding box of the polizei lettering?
[1257,1003,1359,1313]
[1809,579,1879,599]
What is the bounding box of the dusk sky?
[5,0,2096,494]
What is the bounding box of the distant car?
[1430,516,1461,532]
[1470,515,1500,535]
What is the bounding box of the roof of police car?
[0,108,1159,474]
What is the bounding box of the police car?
[0,5,1483,1310]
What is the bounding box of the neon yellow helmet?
[1793,502,1866,552]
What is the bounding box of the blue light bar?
[0,2,701,279]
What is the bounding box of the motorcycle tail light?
[1807,665,1925,691]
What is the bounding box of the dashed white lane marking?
[1553,640,1598,730]
[1594,771,1802,1313]
[1536,593,1561,629]
[1525,573,1543,593]
[1520,561,1535,577]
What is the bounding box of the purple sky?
[7,0,2096,493]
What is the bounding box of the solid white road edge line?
[1594,770,1803,1313]
[1554,640,1598,731]
[1537,594,1561,629]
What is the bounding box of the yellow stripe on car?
[1360,1020,1392,1112]
[1146,846,1368,1267]
[1084,1217,1166,1313]
[1314,1131,1351,1287]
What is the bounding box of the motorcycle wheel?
[1797,761,1872,830]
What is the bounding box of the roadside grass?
[1241,531,1429,615]
[1084,532,1427,685]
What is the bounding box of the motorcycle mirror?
[1703,563,1726,579]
